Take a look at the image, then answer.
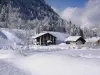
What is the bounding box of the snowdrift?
[0,28,26,50]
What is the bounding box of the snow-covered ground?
[0,49,100,75]
[0,28,100,75]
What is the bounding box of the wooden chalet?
[32,32,57,45]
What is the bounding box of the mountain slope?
[0,0,66,32]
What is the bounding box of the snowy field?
[0,49,100,75]
[0,29,100,75]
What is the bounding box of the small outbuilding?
[32,32,57,45]
[86,37,100,45]
[65,36,86,45]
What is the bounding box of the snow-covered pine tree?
[0,0,66,33]
[0,3,8,28]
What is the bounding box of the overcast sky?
[47,0,100,28]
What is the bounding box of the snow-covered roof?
[65,36,82,42]
[86,37,100,42]
[32,32,57,39]
[32,31,68,41]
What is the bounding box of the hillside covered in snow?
[0,28,27,50]
[0,0,65,32]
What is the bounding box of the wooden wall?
[36,33,56,45]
